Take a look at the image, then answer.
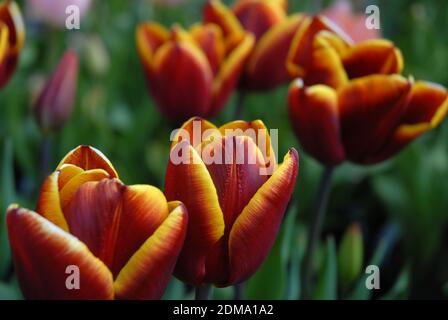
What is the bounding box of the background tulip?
[204,0,306,91]
[165,117,298,287]
[0,1,25,88]
[27,0,92,27]
[7,145,188,299]
[33,50,79,132]
[136,21,254,121]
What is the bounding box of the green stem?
[195,284,213,300]
[233,282,245,300]
[302,166,334,299]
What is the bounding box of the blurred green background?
[0,0,447,299]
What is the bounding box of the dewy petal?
[136,22,169,71]
[288,79,345,165]
[64,179,169,277]
[245,14,306,90]
[366,81,448,163]
[232,0,286,40]
[165,141,225,285]
[287,15,353,78]
[57,145,119,179]
[0,1,25,88]
[150,40,214,120]
[304,30,349,88]
[210,32,254,117]
[36,171,69,231]
[338,74,412,163]
[227,148,298,285]
[7,205,114,300]
[342,39,404,79]
[114,201,188,300]
[219,119,277,168]
[190,23,225,76]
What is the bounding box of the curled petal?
[57,145,118,178]
[170,116,218,150]
[338,74,412,163]
[36,171,69,231]
[165,142,225,285]
[0,1,25,88]
[288,79,345,165]
[367,81,448,163]
[150,40,213,120]
[210,32,254,117]
[7,206,114,300]
[342,39,404,79]
[287,15,352,78]
[228,148,298,285]
[233,0,286,40]
[114,201,188,299]
[190,23,225,76]
[136,22,169,71]
[57,164,84,190]
[245,14,306,90]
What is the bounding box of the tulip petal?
[245,14,306,90]
[203,0,245,51]
[64,179,170,277]
[36,171,69,231]
[170,116,219,150]
[338,74,412,162]
[287,15,352,78]
[0,23,8,66]
[136,22,169,70]
[165,142,225,285]
[57,145,118,179]
[233,0,285,40]
[150,40,214,120]
[228,149,298,284]
[0,1,25,88]
[190,23,225,76]
[219,119,277,168]
[366,81,448,163]
[7,206,114,300]
[342,39,404,79]
[59,168,110,210]
[210,32,254,116]
[304,30,349,88]
[288,79,345,165]
[58,164,84,190]
[114,201,188,300]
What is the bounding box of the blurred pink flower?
[27,0,92,27]
[322,0,380,43]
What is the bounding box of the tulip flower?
[203,0,306,91]
[27,0,92,27]
[165,117,298,286]
[0,0,25,88]
[7,145,188,299]
[322,0,380,43]
[33,50,79,132]
[287,17,448,165]
[136,21,254,121]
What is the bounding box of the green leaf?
[314,237,337,300]
[338,223,364,291]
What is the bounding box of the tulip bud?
[34,50,79,132]
[337,223,363,290]
[0,0,25,88]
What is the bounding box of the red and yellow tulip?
[0,0,25,88]
[165,117,298,286]
[204,0,306,91]
[136,20,254,121]
[7,145,188,299]
[287,16,448,165]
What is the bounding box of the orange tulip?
[136,21,254,121]
[287,18,448,165]
[7,145,188,299]
[204,0,306,91]
[0,0,25,88]
[165,117,298,286]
